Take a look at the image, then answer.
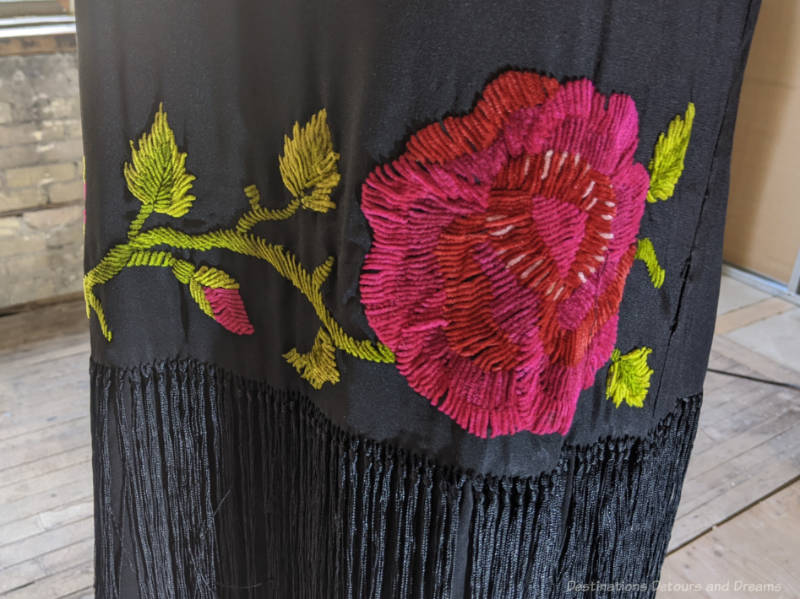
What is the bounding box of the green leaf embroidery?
[635,238,665,289]
[606,347,654,408]
[278,108,340,213]
[647,102,695,203]
[84,105,393,385]
[616,104,696,408]
[283,327,341,389]
[187,266,239,319]
[123,103,197,218]
[193,265,239,289]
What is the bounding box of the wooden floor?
[0,275,798,598]
[0,300,92,598]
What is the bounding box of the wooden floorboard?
[0,461,91,506]
[714,296,796,335]
[0,518,93,571]
[670,419,800,550]
[0,303,95,598]
[0,299,87,353]
[1,560,93,599]
[664,332,800,554]
[0,446,92,490]
[0,417,90,472]
[661,480,800,598]
[1,284,799,597]
[0,538,93,595]
[0,498,92,548]
[0,477,92,529]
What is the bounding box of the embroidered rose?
[187,266,254,335]
[359,70,650,437]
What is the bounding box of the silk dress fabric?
[75,1,761,597]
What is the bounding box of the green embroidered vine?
[84,104,394,389]
[606,102,695,408]
[635,238,666,289]
[85,100,697,403]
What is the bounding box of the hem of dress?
[90,357,702,598]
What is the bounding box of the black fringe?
[90,359,702,598]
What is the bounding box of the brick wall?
[0,49,84,309]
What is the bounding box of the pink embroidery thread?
[203,287,255,335]
[359,70,650,437]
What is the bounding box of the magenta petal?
[203,287,255,335]
[359,70,652,438]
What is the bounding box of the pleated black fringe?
[90,359,702,598]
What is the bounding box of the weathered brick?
[0,52,84,309]
[0,53,79,122]
[45,178,83,205]
[45,221,83,249]
[0,144,39,169]
[62,118,83,139]
[41,96,81,120]
[0,68,35,121]
[0,138,83,169]
[0,214,22,237]
[23,203,83,230]
[0,214,47,258]
[0,205,83,305]
[0,102,12,125]
[0,122,54,147]
[20,54,79,98]
[4,161,75,188]
[0,119,80,148]
[0,186,44,213]
[35,138,84,164]
[0,139,83,170]
[0,244,83,307]
[0,59,32,101]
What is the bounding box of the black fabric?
[75,1,761,596]
[77,0,759,479]
[91,358,702,598]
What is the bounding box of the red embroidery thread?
[359,70,650,437]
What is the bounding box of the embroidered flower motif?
[359,70,651,437]
[85,105,394,389]
[188,266,255,335]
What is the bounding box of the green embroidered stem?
[635,238,665,289]
[234,184,341,234]
[126,250,198,284]
[85,104,387,388]
[127,249,173,267]
[121,250,227,321]
[84,247,187,340]
[84,244,134,340]
[83,284,110,339]
[235,185,303,233]
[86,227,394,363]
[127,204,154,240]
[233,107,342,233]
[90,210,163,337]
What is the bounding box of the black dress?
[76,1,761,596]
